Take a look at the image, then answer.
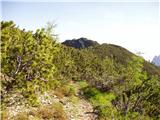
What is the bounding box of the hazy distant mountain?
[152,55,160,66]
[62,37,99,49]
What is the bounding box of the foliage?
[76,81,88,89]
[56,38,160,119]
[1,110,9,120]
[54,84,76,98]
[14,112,28,120]
[1,21,59,106]
[53,46,77,81]
[83,87,118,119]
[33,103,67,120]
[1,21,160,119]
[112,56,160,119]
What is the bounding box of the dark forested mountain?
[62,37,99,49]
[152,55,160,67]
[62,39,160,76]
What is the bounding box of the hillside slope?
[1,21,160,120]
[62,38,160,76]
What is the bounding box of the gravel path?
[63,97,96,120]
[3,81,97,120]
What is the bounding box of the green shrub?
[54,84,76,98]
[1,21,59,106]
[1,110,9,120]
[77,81,88,89]
[14,112,28,120]
[29,103,67,120]
[37,106,55,119]
[83,87,118,119]
[69,95,79,104]
[52,102,67,120]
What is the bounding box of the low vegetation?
[1,21,160,120]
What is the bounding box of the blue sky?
[1,0,160,60]
[1,0,159,2]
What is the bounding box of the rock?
[62,37,99,49]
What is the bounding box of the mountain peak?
[152,55,160,66]
[62,37,99,49]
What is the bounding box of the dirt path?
[4,81,97,120]
[63,97,96,120]
[63,82,97,120]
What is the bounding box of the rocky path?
[62,82,97,120]
[3,81,97,120]
[63,97,96,120]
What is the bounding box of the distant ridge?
[62,37,160,76]
[62,37,99,49]
[152,55,160,67]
